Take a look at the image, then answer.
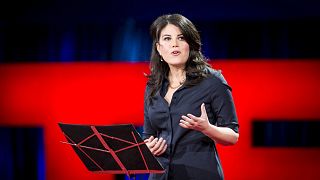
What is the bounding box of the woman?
[143,14,239,180]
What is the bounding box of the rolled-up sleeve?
[211,82,239,133]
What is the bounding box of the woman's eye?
[164,37,171,41]
[178,36,185,41]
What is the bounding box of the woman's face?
[156,24,190,68]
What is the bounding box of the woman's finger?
[151,138,163,152]
[154,139,166,155]
[147,137,158,150]
[200,103,208,119]
[181,115,195,125]
[186,113,202,121]
[149,136,155,141]
[144,135,154,143]
[179,121,190,129]
[157,144,167,156]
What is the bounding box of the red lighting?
[0,60,319,179]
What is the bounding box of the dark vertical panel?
[252,120,320,147]
[0,127,45,180]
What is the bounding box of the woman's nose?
[172,39,179,47]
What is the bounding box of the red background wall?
[0,60,319,179]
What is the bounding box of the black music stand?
[58,123,164,178]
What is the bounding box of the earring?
[160,55,163,62]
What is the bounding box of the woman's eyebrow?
[161,34,183,38]
[162,34,171,37]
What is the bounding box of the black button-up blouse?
[143,68,239,180]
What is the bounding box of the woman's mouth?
[171,51,181,56]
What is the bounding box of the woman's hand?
[179,103,239,145]
[144,136,167,156]
[179,103,210,132]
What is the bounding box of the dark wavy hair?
[147,14,211,99]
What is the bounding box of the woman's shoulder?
[204,67,232,91]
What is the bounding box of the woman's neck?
[168,66,186,87]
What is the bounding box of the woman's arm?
[202,123,239,145]
[180,103,239,145]
[143,87,168,155]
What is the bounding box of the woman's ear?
[156,42,161,56]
